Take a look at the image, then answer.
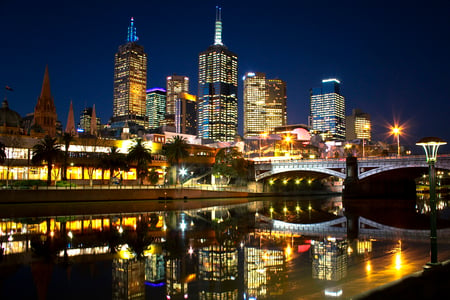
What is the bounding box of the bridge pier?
[343,156,417,200]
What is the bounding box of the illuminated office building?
[166,75,189,117]
[112,17,148,128]
[243,72,267,138]
[146,88,166,129]
[310,79,346,140]
[346,108,371,141]
[266,78,287,131]
[175,92,197,135]
[198,6,238,142]
[243,73,287,138]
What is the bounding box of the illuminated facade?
[198,6,238,142]
[112,257,145,299]
[146,88,166,129]
[243,73,287,138]
[310,79,346,140]
[346,108,371,141]
[112,17,148,128]
[166,75,189,117]
[33,65,57,137]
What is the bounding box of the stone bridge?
[254,155,450,181]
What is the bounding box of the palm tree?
[0,142,6,165]
[163,135,189,184]
[60,133,74,181]
[101,146,128,183]
[32,136,62,185]
[127,139,152,185]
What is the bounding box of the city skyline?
[1,1,449,150]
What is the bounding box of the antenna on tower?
[214,6,223,45]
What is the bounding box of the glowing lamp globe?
[416,137,447,163]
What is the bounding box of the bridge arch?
[256,167,345,181]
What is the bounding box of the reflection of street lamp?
[416,137,447,266]
[391,126,402,156]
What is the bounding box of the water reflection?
[1,194,450,299]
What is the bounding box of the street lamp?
[362,124,370,158]
[416,137,447,266]
[391,126,402,156]
[284,135,293,156]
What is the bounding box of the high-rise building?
[78,106,101,135]
[146,88,166,129]
[266,78,287,131]
[243,72,267,138]
[175,92,197,135]
[33,65,57,137]
[198,6,238,142]
[310,79,346,140]
[243,72,287,138]
[112,17,148,128]
[166,75,189,116]
[346,108,371,141]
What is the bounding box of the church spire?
[40,65,52,99]
[127,17,138,42]
[214,6,223,46]
[65,100,76,135]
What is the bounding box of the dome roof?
[0,100,22,128]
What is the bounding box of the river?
[1,193,449,299]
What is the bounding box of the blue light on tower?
[127,17,138,42]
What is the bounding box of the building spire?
[65,100,76,135]
[214,6,223,45]
[90,104,97,136]
[40,65,52,99]
[127,17,138,42]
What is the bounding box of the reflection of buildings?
[145,253,165,283]
[166,258,188,299]
[112,257,145,300]
[198,244,239,299]
[245,246,285,299]
[311,238,347,281]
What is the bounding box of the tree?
[100,146,128,183]
[0,142,5,164]
[163,135,189,184]
[212,147,248,185]
[127,139,152,185]
[32,136,62,185]
[60,133,74,181]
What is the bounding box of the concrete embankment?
[0,188,258,203]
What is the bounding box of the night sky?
[1,0,449,153]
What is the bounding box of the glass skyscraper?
[146,88,166,129]
[310,79,346,140]
[198,7,238,142]
[243,72,287,138]
[112,17,148,128]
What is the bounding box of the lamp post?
[391,126,401,156]
[362,124,370,158]
[416,137,447,266]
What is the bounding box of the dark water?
[1,194,450,300]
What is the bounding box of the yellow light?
[283,206,287,212]
[296,205,300,212]
[366,261,372,273]
[395,252,402,270]
[270,207,274,213]
[285,244,292,257]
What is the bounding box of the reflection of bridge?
[257,214,450,242]
[254,155,450,181]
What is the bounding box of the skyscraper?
[198,6,238,142]
[164,75,189,127]
[243,72,287,138]
[243,72,267,138]
[346,108,371,141]
[266,78,287,131]
[112,17,148,128]
[175,92,197,135]
[33,65,57,137]
[79,106,101,135]
[310,79,346,140]
[146,88,166,129]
